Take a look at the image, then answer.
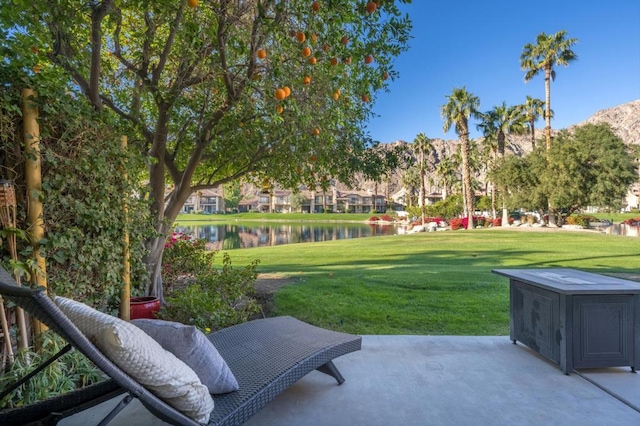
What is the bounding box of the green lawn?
[591,211,640,223]
[218,229,640,336]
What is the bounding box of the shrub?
[379,214,393,222]
[565,214,598,228]
[159,234,261,331]
[0,75,153,310]
[368,216,380,222]
[450,218,463,230]
[492,218,502,227]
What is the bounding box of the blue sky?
[366,0,640,143]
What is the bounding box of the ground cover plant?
[218,229,640,336]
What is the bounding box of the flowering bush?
[450,218,464,230]
[622,217,640,226]
[379,214,393,222]
[159,232,261,331]
[450,216,489,230]
[368,216,380,222]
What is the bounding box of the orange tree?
[0,0,412,299]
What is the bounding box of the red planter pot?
[129,296,160,320]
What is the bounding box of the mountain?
[569,99,640,145]
[355,100,640,195]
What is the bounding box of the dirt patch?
[252,273,297,317]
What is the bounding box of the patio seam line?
[573,369,640,414]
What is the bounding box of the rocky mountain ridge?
[352,99,640,195]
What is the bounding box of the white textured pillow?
[131,319,239,394]
[54,296,214,423]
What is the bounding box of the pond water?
[174,222,405,250]
[602,223,640,237]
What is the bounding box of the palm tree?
[520,30,578,153]
[519,96,547,148]
[477,102,526,158]
[479,132,499,218]
[400,166,419,209]
[442,87,480,229]
[413,133,433,225]
[435,155,456,201]
[477,102,526,224]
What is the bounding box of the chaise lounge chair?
[0,266,361,425]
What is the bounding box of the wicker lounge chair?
[0,266,361,425]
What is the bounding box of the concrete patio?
[60,335,640,426]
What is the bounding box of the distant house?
[176,188,225,214]
[237,187,387,214]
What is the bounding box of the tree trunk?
[544,66,552,154]
[461,135,474,229]
[530,118,536,148]
[490,183,496,219]
[419,152,425,225]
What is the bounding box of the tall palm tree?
[477,102,526,225]
[519,96,547,148]
[413,133,433,225]
[441,87,480,229]
[520,30,578,153]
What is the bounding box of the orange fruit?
[313,128,320,136]
[330,57,338,66]
[343,56,352,65]
[310,154,317,162]
[309,56,317,65]
[362,94,370,103]
[301,46,311,57]
[366,1,377,13]
[283,86,291,97]
[332,91,340,100]
[30,46,39,53]
[276,105,284,114]
[303,76,311,84]
[383,71,389,80]
[312,1,320,12]
[364,54,373,64]
[311,33,318,44]
[322,44,330,52]
[275,88,286,100]
[296,31,306,43]
[188,0,198,8]
[32,64,42,73]
[340,36,349,45]
[257,49,267,59]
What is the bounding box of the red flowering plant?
[622,217,640,226]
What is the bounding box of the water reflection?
[603,224,640,237]
[174,222,403,250]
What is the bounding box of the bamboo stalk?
[0,179,30,350]
[0,298,14,366]
[22,88,47,336]
[119,136,131,321]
